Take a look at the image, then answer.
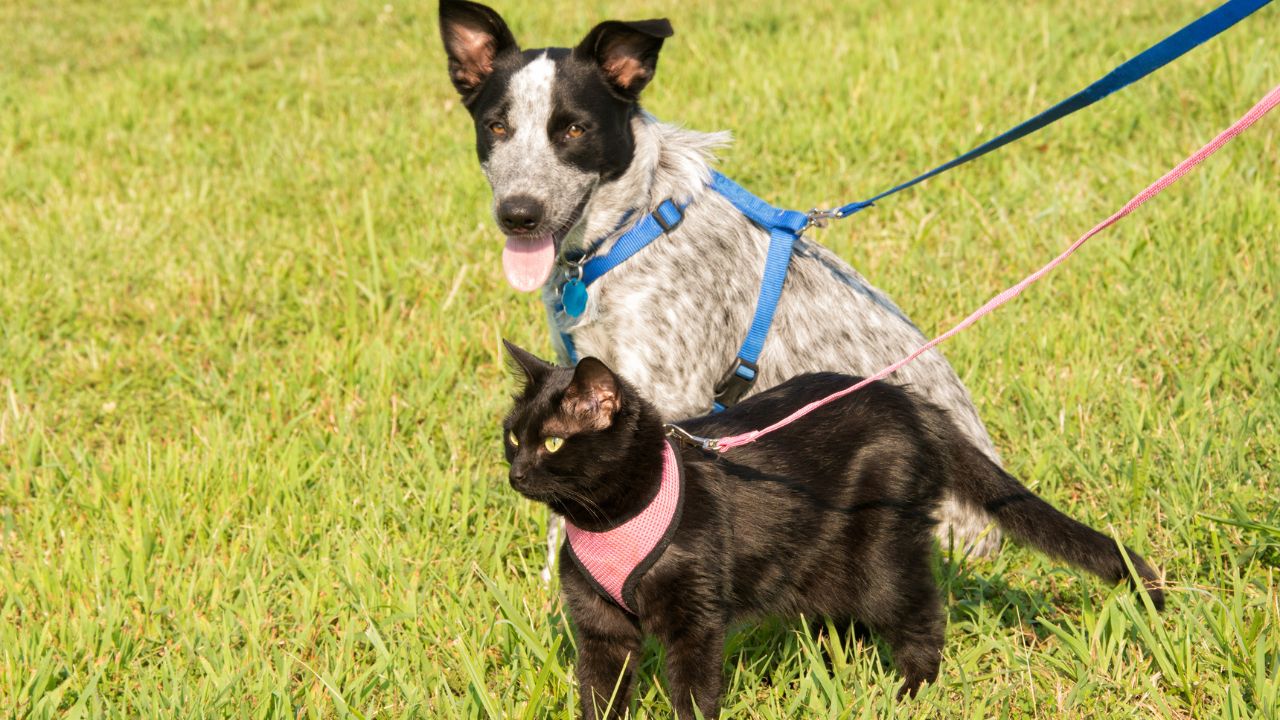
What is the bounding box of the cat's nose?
[509,468,528,487]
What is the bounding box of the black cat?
[500,341,1164,719]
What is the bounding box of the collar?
[562,438,686,614]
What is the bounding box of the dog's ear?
[574,19,673,100]
[503,339,552,388]
[562,357,623,430]
[439,0,518,97]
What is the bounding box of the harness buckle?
[653,200,684,233]
[713,357,758,408]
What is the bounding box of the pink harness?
[564,439,685,614]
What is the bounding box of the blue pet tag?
[562,278,588,318]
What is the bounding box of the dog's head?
[439,0,672,291]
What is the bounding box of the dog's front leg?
[541,514,564,583]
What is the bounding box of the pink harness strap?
[564,439,685,614]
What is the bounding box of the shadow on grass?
[941,561,1059,637]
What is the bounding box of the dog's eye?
[543,436,564,452]
[507,430,519,447]
[564,124,585,140]
[489,121,508,137]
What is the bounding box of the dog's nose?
[497,196,544,234]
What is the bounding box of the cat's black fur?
[500,341,1165,719]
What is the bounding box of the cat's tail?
[947,436,1165,611]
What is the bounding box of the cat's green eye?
[543,436,564,453]
[507,430,519,447]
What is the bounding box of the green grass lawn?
[2,0,1278,717]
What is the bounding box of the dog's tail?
[946,431,1165,611]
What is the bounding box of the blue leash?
[823,0,1274,222]
[558,0,1271,409]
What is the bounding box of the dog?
[438,0,1005,564]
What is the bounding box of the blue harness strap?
[706,172,809,411]
[580,200,685,285]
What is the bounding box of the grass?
[1,0,1277,717]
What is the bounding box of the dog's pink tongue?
[502,233,556,292]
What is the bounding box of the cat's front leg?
[561,562,642,720]
[661,623,726,718]
[647,608,726,719]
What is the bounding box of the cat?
[500,340,1165,719]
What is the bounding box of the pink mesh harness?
[563,439,685,614]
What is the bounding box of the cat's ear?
[563,357,622,430]
[503,339,552,388]
[439,0,518,97]
[573,19,672,100]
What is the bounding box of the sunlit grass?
[1,0,1277,717]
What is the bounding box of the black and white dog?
[439,0,1003,561]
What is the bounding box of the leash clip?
[664,424,720,452]
[804,207,840,231]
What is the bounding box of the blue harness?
[554,0,1270,412]
[556,172,808,410]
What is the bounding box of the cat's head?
[500,340,663,524]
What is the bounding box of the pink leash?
[696,82,1280,454]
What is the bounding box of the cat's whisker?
[554,485,609,526]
